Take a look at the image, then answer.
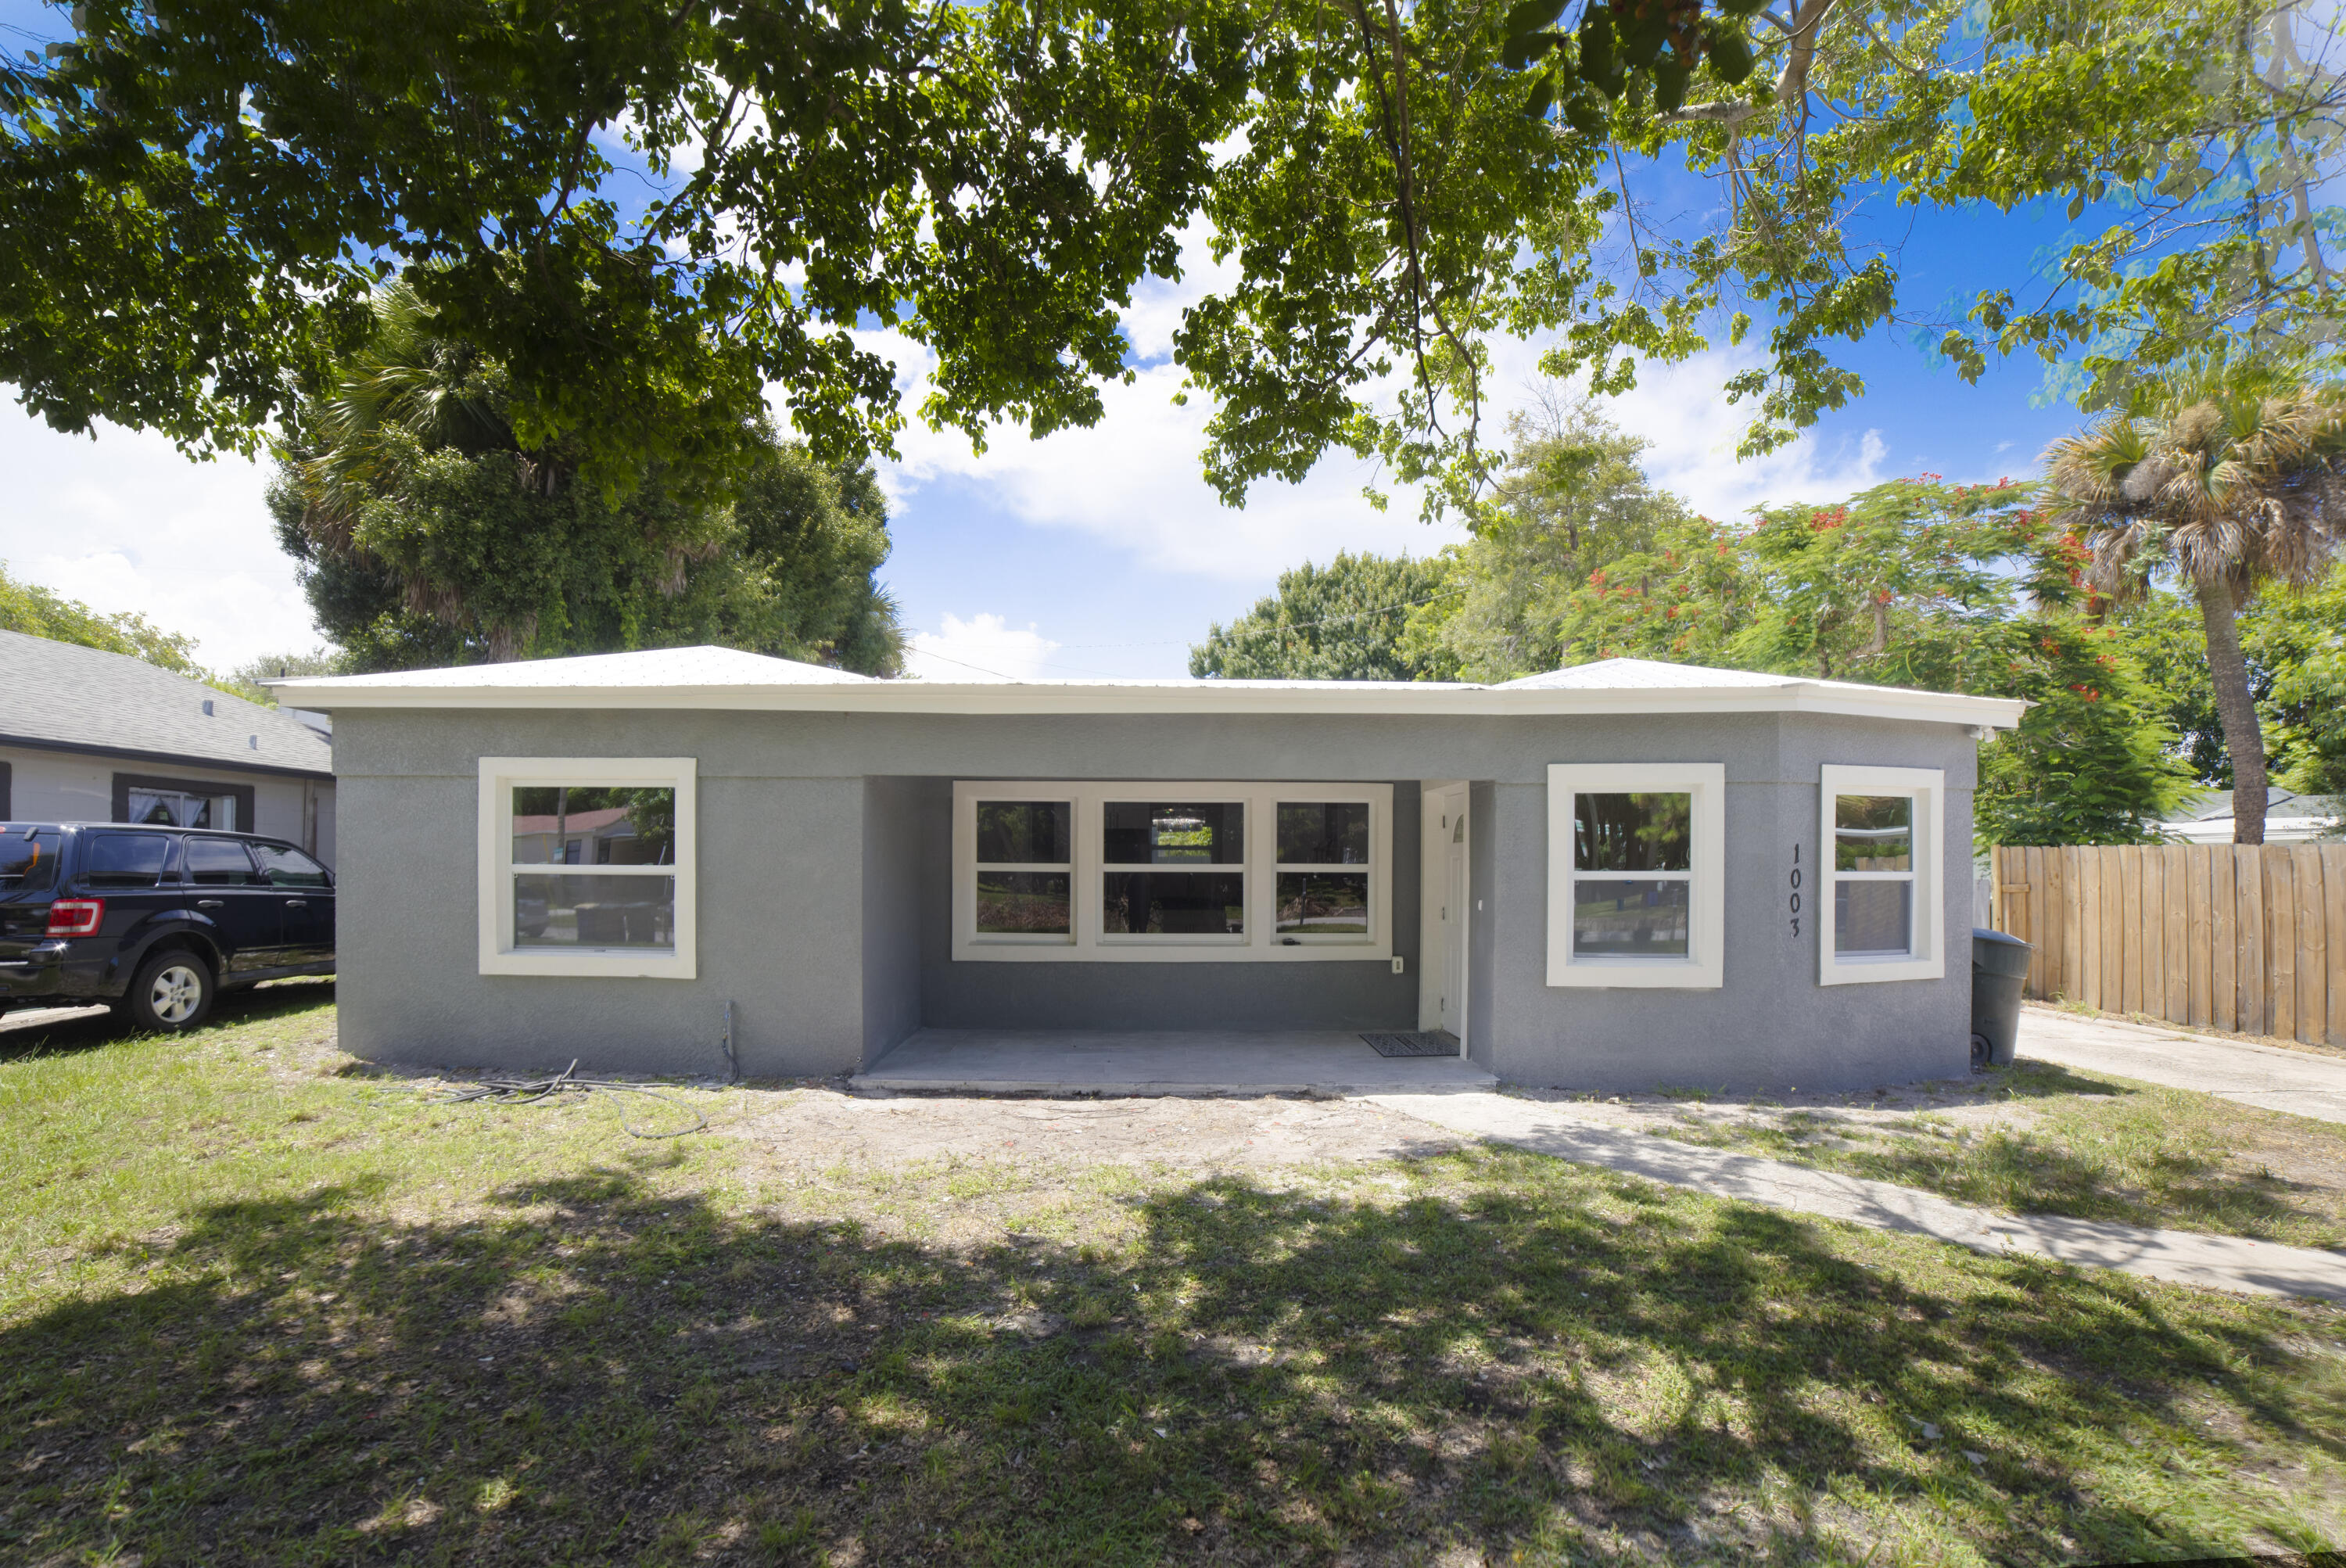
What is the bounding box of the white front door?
[1420,784,1469,1046]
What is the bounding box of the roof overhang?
[272,676,2025,730]
[0,730,337,782]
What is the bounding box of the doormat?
[1361,1031,1461,1059]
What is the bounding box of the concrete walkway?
[858,1028,1498,1096]
[2019,1006,2346,1125]
[1369,1092,2346,1303]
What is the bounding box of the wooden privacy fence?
[1988,844,2346,1047]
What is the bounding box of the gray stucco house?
[277,646,2022,1092]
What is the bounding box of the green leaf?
[1577,8,1622,97]
[1655,52,1691,114]
[1703,23,1754,85]
[1504,0,1569,41]
[1522,69,1560,120]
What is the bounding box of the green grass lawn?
[5,994,2346,1565]
[1645,1063,2346,1252]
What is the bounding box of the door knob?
[285,899,307,907]
[196,899,224,910]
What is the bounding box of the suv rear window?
[81,832,178,888]
[0,828,61,892]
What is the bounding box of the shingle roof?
[0,629,334,779]
[278,644,2029,729]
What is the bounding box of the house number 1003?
[1788,844,1803,938]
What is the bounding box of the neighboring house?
[0,629,337,863]
[278,646,2024,1091]
[2159,787,2344,845]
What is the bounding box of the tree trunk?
[2196,577,2269,845]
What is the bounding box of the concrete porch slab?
[855,1028,1499,1096]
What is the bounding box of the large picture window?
[1545,763,1724,989]
[1818,764,1944,985]
[952,781,1392,963]
[478,759,697,978]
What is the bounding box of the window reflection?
[1276,803,1369,865]
[1574,793,1691,872]
[1103,802,1243,865]
[1102,871,1246,935]
[976,802,1071,865]
[512,787,676,866]
[1276,872,1368,935]
[513,873,676,949]
[1573,879,1691,955]
[1834,795,1913,870]
[977,871,1071,935]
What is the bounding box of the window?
[1545,764,1724,988]
[185,838,261,885]
[952,782,1391,963]
[113,773,254,833]
[0,827,59,892]
[974,800,1073,942]
[253,844,332,888]
[1102,800,1246,942]
[477,759,696,978]
[1818,765,1944,985]
[81,832,178,889]
[1275,802,1371,942]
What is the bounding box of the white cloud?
[0,409,317,673]
[904,612,1064,681]
[1560,346,1889,520]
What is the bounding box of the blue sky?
[0,1,2093,679]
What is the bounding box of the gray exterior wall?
[329,704,1976,1089]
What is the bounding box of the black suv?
[0,822,335,1032]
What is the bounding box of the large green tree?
[0,558,203,673]
[14,0,2329,518]
[272,282,902,673]
[1384,408,2193,842]
[1189,551,1454,680]
[1396,400,1719,680]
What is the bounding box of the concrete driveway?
[2018,1005,2346,1125]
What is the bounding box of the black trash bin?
[1971,928,2034,1070]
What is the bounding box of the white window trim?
[1817,763,1943,986]
[1545,762,1724,989]
[952,780,1393,963]
[476,757,698,979]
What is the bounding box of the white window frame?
[1545,762,1724,989]
[477,757,698,979]
[1817,763,1943,986]
[952,780,1393,963]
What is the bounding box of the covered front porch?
[854,1028,1497,1096]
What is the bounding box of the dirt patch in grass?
[5,999,2346,1565]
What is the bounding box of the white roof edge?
[273,676,2026,728]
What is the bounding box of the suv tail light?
[46,899,104,937]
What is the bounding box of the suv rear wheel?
[123,949,215,1033]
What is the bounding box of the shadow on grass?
[0,978,335,1063]
[1988,1060,2127,1101]
[1843,1065,2335,1246]
[8,1150,2341,1566]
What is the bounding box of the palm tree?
[2041,368,2344,843]
[289,274,521,544]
